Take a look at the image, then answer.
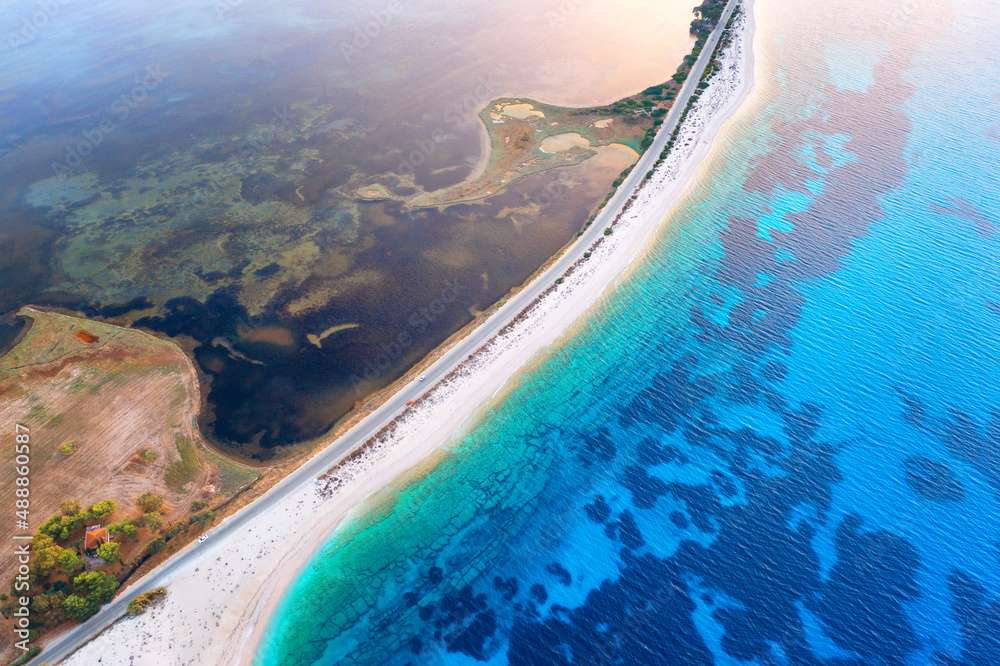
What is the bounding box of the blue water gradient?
[257,0,1000,664]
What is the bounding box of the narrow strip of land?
[28,2,741,663]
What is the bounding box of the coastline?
[51,4,757,665]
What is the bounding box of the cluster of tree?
[6,489,221,640]
[108,517,138,541]
[37,498,116,542]
[690,0,727,36]
[62,571,118,622]
[30,533,81,579]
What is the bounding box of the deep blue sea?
[257,0,1000,663]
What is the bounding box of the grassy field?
[0,307,263,661]
[0,308,258,579]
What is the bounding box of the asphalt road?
[28,3,738,663]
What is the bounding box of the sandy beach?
[58,4,756,664]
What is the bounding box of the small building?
[84,525,109,553]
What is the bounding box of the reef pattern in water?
[259,0,1000,663]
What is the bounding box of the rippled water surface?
[261,0,1000,662]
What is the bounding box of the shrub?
[190,500,208,512]
[142,513,162,532]
[142,449,157,462]
[60,499,82,516]
[604,228,613,236]
[8,645,41,666]
[145,537,167,556]
[59,440,79,455]
[190,510,216,528]
[127,587,167,616]
[135,491,164,514]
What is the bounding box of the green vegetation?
[60,499,81,516]
[62,593,99,622]
[29,590,67,629]
[108,518,138,541]
[202,446,260,495]
[62,570,118,621]
[96,542,120,564]
[8,645,42,666]
[165,435,202,492]
[142,448,158,462]
[691,0,727,36]
[135,491,164,513]
[58,549,81,575]
[604,228,613,236]
[190,510,216,528]
[37,506,93,542]
[74,570,118,601]
[59,440,79,455]
[90,499,116,519]
[127,587,167,616]
[30,534,65,579]
[189,499,208,512]
[142,513,162,532]
[145,536,167,556]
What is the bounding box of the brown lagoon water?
[0,0,695,457]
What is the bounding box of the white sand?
[61,5,756,664]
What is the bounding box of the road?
[28,2,738,663]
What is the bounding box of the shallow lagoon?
[0,0,696,455]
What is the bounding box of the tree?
[60,499,82,516]
[30,534,64,579]
[90,499,116,519]
[96,542,120,565]
[135,491,164,514]
[38,515,65,541]
[30,591,67,628]
[191,510,216,527]
[142,513,162,532]
[108,519,138,541]
[62,594,99,622]
[121,522,138,541]
[73,570,118,603]
[57,550,80,576]
[62,511,89,534]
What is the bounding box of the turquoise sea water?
[258,0,1000,663]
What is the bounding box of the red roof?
[85,526,108,550]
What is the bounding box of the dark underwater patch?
[903,456,964,502]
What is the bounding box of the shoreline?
[47,3,756,664]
